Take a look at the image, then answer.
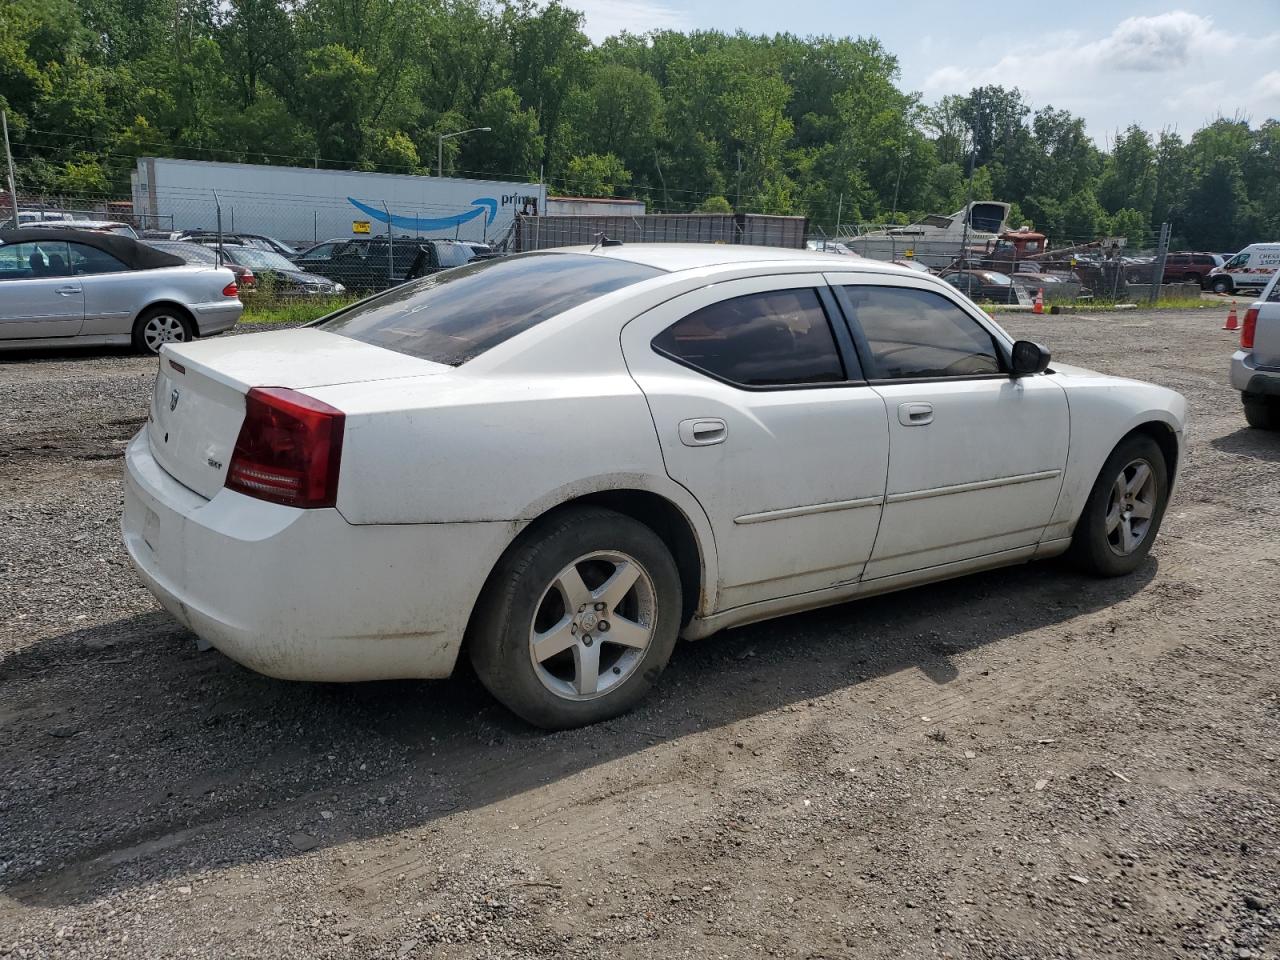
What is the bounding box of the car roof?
[547,243,925,278]
[27,219,129,229]
[0,228,185,269]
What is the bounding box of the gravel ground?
[1,307,1278,959]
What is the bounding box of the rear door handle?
[56,285,81,297]
[898,401,933,426]
[678,418,727,446]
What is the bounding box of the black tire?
[468,507,682,729]
[1243,394,1280,430]
[1210,277,1232,295]
[1068,433,1169,577]
[131,306,195,355]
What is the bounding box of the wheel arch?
[1128,419,1179,488]
[462,485,716,662]
[134,300,197,329]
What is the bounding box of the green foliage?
[698,195,732,213]
[1107,208,1150,247]
[0,0,1271,251]
[563,153,630,196]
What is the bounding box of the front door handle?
[898,401,934,426]
[678,418,727,446]
[55,285,81,297]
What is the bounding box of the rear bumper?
[190,299,243,336]
[1232,350,1280,396]
[121,430,520,682]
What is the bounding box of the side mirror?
[1011,339,1051,376]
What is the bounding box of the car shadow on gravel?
[1210,426,1280,463]
[0,557,1156,907]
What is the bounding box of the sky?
[565,0,1280,144]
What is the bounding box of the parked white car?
[122,245,1187,728]
[1230,268,1280,429]
[0,228,242,353]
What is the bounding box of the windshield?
[229,247,298,272]
[318,252,664,365]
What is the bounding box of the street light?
[438,127,491,179]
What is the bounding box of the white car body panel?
[123,430,519,680]
[620,271,889,607]
[120,245,1188,683]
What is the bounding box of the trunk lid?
[147,328,447,499]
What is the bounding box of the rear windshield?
[316,252,664,365]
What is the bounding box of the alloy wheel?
[528,550,657,701]
[1105,458,1157,556]
[143,314,188,353]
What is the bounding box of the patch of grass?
[239,295,359,326]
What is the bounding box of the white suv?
[1231,269,1280,429]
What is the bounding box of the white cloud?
[919,10,1274,139]
[1093,11,1233,70]
[1261,70,1280,102]
[566,0,691,43]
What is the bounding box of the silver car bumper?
[190,299,243,336]
[1232,350,1280,396]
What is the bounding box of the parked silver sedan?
[0,228,242,354]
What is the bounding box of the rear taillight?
[1241,307,1258,350]
[225,387,344,508]
[222,280,238,297]
[240,268,256,289]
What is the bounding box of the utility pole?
[1149,221,1171,306]
[959,90,981,279]
[736,151,742,212]
[2,111,19,226]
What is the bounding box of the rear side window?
[318,253,663,365]
[840,285,1002,380]
[68,242,129,275]
[652,288,846,387]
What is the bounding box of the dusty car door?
[621,274,889,610]
[67,241,147,337]
[828,274,1069,580]
[0,240,84,339]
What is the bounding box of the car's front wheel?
[132,306,194,354]
[1243,394,1280,430]
[469,507,682,729]
[1210,277,1232,295]
[1069,433,1169,577]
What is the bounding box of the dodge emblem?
[169,388,180,412]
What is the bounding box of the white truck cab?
[1209,242,1280,295]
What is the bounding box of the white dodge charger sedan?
[122,245,1186,728]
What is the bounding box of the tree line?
[2,0,1276,250]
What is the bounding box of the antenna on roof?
[591,233,623,251]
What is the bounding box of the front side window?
[0,241,72,279]
[652,288,846,388]
[68,242,128,275]
[319,252,663,365]
[1226,253,1250,269]
[840,285,1003,380]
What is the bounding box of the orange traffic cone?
[1224,301,1239,331]
[1033,288,1044,314]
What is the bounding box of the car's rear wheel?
[132,307,194,355]
[469,507,681,729]
[1243,394,1280,430]
[1069,433,1169,577]
[1183,273,1200,284]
